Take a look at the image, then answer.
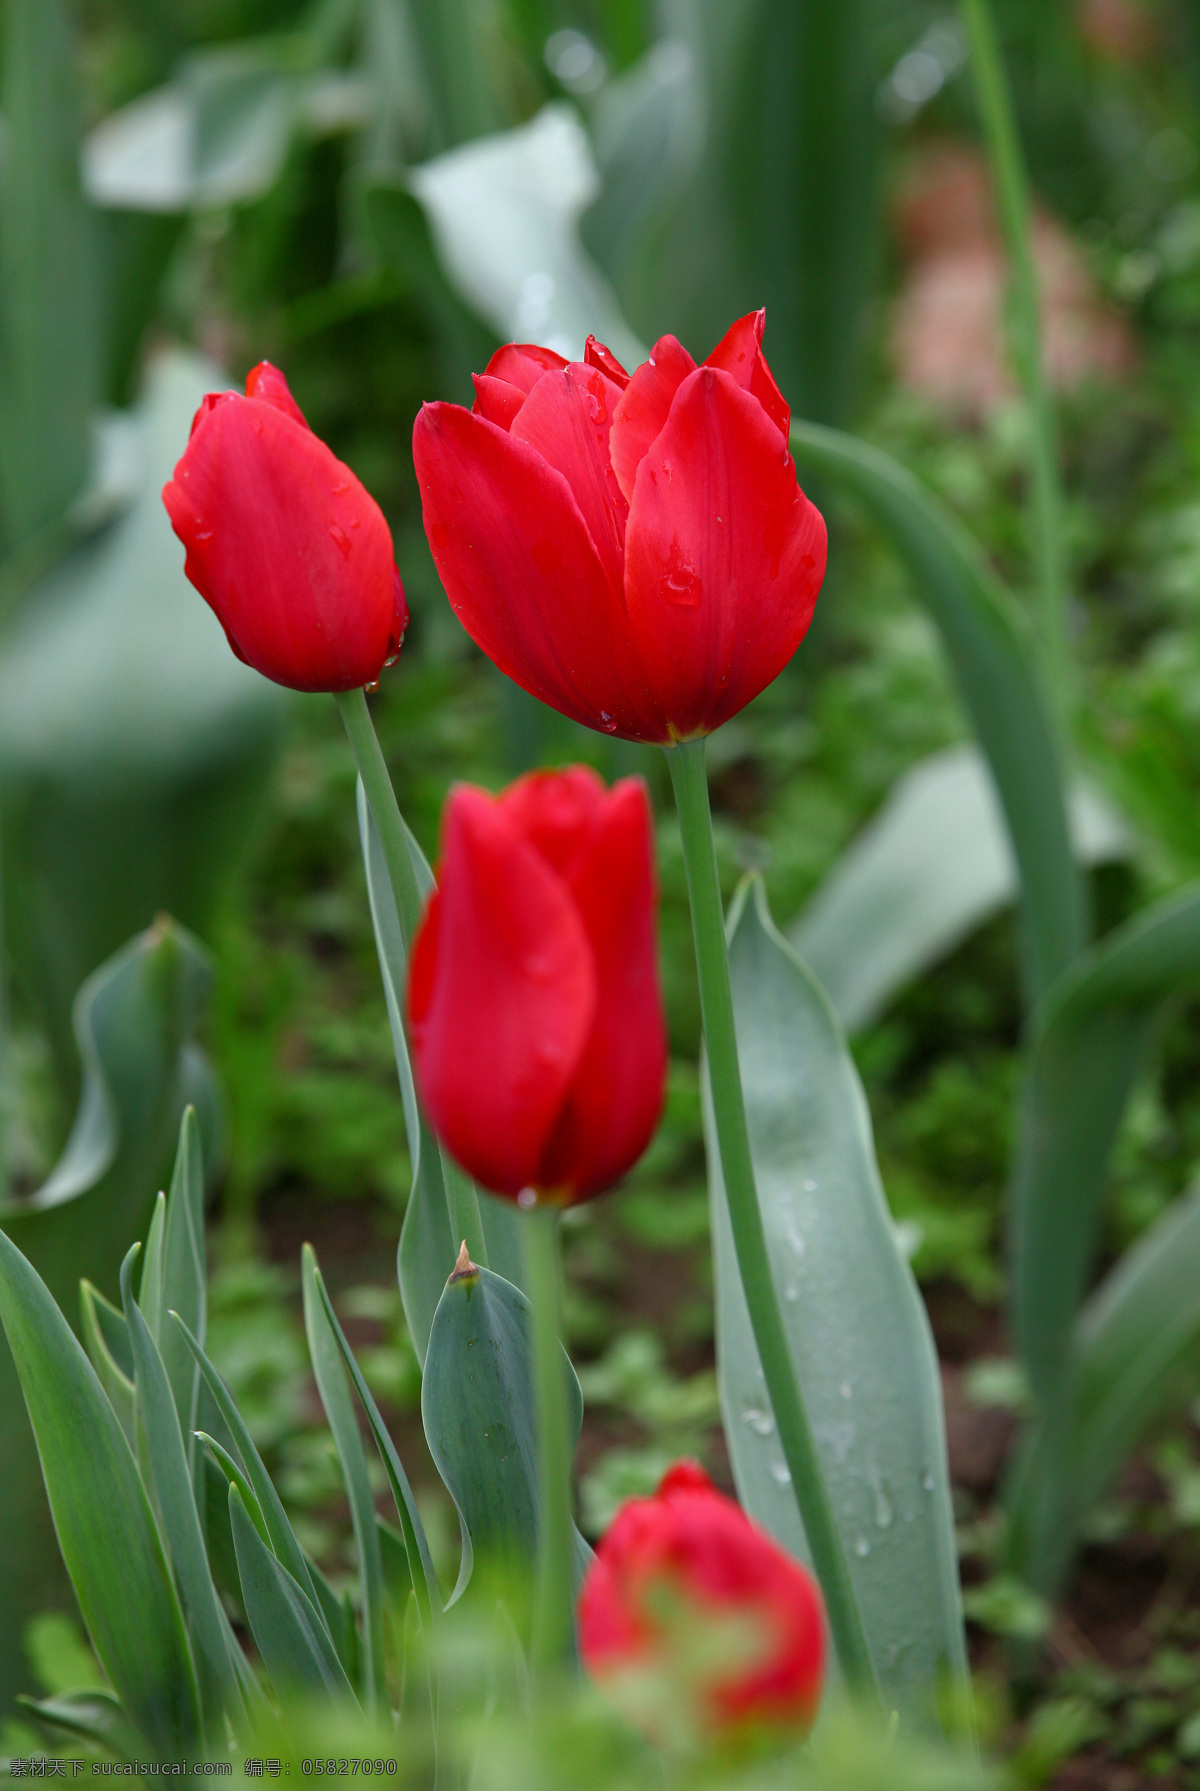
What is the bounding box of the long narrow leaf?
[120,1247,242,1731]
[787,419,1085,1008]
[301,1244,387,1713]
[1011,882,1200,1413]
[709,877,966,1723]
[228,1486,358,1707]
[0,1228,202,1756]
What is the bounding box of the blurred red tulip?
[408,765,666,1203]
[412,313,826,744]
[579,1462,826,1744]
[163,361,408,693]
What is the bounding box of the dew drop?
[839,1381,852,1401]
[517,1187,537,1210]
[802,1178,817,1193]
[195,528,213,543]
[769,1461,792,1486]
[855,1535,870,1559]
[741,1406,775,1437]
[328,521,352,558]
[598,711,618,733]
[364,678,380,695]
[661,566,701,608]
[332,481,350,495]
[921,1470,935,1494]
[870,1473,894,1530]
[784,1281,799,1303]
[251,415,264,436]
[584,389,607,425]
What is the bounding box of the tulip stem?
[666,737,878,1702]
[335,686,489,1268]
[525,1204,575,1677]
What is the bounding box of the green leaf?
[0,1227,202,1755]
[301,1244,387,1713]
[158,1109,207,1472]
[1008,1177,1200,1595]
[1011,882,1200,1416]
[421,1259,590,1616]
[172,1315,327,1628]
[80,1279,136,1444]
[198,1432,270,1549]
[0,917,218,1716]
[356,780,526,1362]
[228,1485,358,1707]
[708,876,966,1722]
[120,1246,243,1732]
[790,744,1129,1033]
[0,349,286,1077]
[17,1687,142,1760]
[787,419,1085,1010]
[0,0,98,557]
[312,1265,440,1630]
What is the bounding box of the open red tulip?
[412,312,826,743]
[408,766,666,1203]
[163,361,408,693]
[579,1461,826,1743]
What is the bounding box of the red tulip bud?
[579,1461,826,1743]
[413,311,826,743]
[407,766,666,1204]
[163,362,408,693]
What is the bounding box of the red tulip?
[579,1461,826,1743]
[163,361,408,693]
[407,766,666,1204]
[412,312,826,744]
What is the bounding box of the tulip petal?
[536,779,667,1199]
[623,367,826,739]
[163,399,404,692]
[585,335,631,387]
[498,764,609,883]
[704,311,790,441]
[245,361,310,429]
[510,363,628,597]
[609,334,696,504]
[414,402,667,741]
[482,342,568,394]
[472,373,526,430]
[408,789,596,1198]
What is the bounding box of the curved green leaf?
[1011,881,1200,1413]
[787,419,1085,1010]
[80,1279,135,1444]
[312,1266,440,1629]
[228,1486,357,1708]
[790,744,1129,1033]
[120,1247,243,1732]
[1009,1176,1200,1594]
[0,917,218,1716]
[301,1244,386,1713]
[421,1259,589,1616]
[17,1687,142,1760]
[709,876,966,1722]
[0,1227,202,1755]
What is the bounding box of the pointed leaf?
[121,1247,243,1731]
[16,1687,142,1760]
[0,1227,202,1754]
[421,1260,590,1612]
[229,1486,358,1707]
[709,877,966,1721]
[80,1279,136,1444]
[302,1244,387,1713]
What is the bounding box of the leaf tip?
[449,1240,479,1284]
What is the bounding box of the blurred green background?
[7,0,1200,1780]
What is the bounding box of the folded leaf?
[229,1486,358,1707]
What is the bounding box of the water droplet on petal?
[598,711,618,733]
[661,566,701,608]
[364,678,380,695]
[328,521,352,558]
[333,482,350,494]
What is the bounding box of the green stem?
[961,0,1069,710]
[666,738,878,1700]
[334,687,488,1267]
[525,1205,574,1676]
